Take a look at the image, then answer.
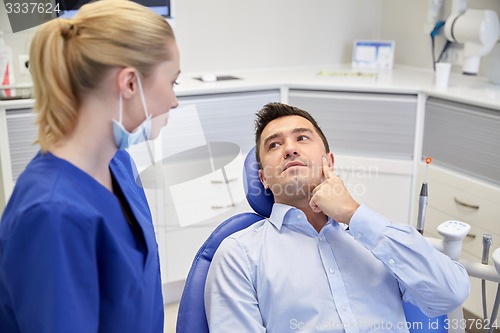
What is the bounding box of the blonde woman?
[0,1,180,332]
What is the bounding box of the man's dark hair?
[255,102,330,167]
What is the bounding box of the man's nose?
[283,142,299,159]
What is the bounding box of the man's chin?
[269,178,316,199]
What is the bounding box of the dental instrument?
[417,157,432,235]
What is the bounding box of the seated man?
[204,102,470,333]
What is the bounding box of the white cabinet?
[288,90,418,224]
[419,97,500,319]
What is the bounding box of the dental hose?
[482,234,500,333]
[487,285,500,333]
[482,234,493,321]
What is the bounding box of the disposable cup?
[435,62,452,89]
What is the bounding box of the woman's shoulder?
[5,152,114,220]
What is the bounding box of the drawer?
[142,149,246,228]
[416,164,500,233]
[169,162,245,227]
[162,226,218,283]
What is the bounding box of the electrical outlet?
[18,55,30,77]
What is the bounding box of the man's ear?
[258,169,269,189]
[117,67,138,99]
[326,152,335,168]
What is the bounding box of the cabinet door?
[5,108,39,182]
[288,90,417,159]
[423,97,500,186]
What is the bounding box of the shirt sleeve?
[204,237,266,333]
[1,202,99,333]
[348,205,470,317]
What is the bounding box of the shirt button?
[296,214,302,219]
[340,305,347,311]
[329,268,335,274]
[389,259,395,265]
[319,237,325,242]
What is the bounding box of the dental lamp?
[444,8,500,75]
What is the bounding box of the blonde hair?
[29,0,175,151]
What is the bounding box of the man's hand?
[309,157,360,224]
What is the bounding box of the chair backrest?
[176,147,446,333]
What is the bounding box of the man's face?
[258,115,334,203]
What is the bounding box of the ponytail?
[30,19,79,151]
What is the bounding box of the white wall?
[173,0,383,72]
[1,0,383,82]
[2,0,499,80]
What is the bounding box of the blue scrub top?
[0,150,164,333]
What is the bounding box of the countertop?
[2,64,500,110]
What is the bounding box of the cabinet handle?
[465,233,476,240]
[453,197,480,210]
[211,203,237,209]
[211,177,238,184]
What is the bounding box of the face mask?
[113,74,152,150]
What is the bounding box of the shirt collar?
[268,203,295,230]
[268,203,328,237]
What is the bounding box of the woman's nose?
[171,96,179,109]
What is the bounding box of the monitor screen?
[56,0,171,18]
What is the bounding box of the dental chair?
[176,147,447,333]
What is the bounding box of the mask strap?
[136,74,149,117]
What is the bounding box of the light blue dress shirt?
[205,203,469,333]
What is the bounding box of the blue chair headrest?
[243,146,274,218]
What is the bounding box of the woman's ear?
[117,67,138,99]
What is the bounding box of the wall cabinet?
[419,97,500,319]
[288,89,417,224]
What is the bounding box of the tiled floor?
[164,302,179,333]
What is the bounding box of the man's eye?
[298,135,309,141]
[269,142,280,149]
